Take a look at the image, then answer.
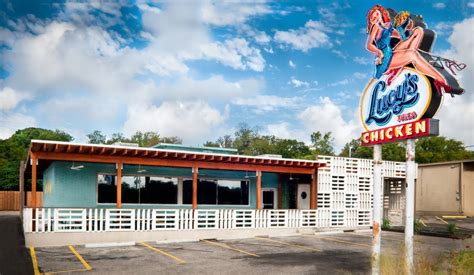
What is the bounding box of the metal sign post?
[405,139,416,274]
[372,144,382,274]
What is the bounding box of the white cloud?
[354,56,371,65]
[232,95,300,113]
[254,31,271,44]
[433,3,446,9]
[353,72,368,80]
[298,97,358,149]
[289,60,296,68]
[0,112,36,139]
[288,77,309,88]
[436,17,474,146]
[0,87,29,110]
[200,1,271,26]
[274,20,332,52]
[332,50,347,59]
[123,101,228,144]
[469,2,474,8]
[434,21,454,36]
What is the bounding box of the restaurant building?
[21,140,408,246]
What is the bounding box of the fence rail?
[23,208,371,233]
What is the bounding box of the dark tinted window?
[142,177,177,204]
[121,176,141,204]
[198,179,217,204]
[98,174,116,203]
[217,180,249,205]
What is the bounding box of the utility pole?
[405,139,416,274]
[372,144,382,274]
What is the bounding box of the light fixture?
[70,161,84,171]
[137,164,147,173]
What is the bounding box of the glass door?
[262,188,277,209]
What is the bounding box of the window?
[217,180,249,205]
[97,174,178,204]
[182,178,249,205]
[98,174,117,203]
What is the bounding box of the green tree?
[310,131,335,156]
[86,130,106,144]
[0,128,73,190]
[416,136,472,163]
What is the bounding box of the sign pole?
[372,144,382,275]
[405,139,416,274]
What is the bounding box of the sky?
[0,0,473,151]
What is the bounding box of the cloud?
[0,87,29,110]
[200,1,271,26]
[274,20,332,52]
[298,97,358,149]
[289,60,296,68]
[332,49,347,59]
[434,21,454,36]
[353,72,368,80]
[0,112,36,139]
[232,95,300,113]
[433,3,446,9]
[288,77,309,88]
[123,101,228,144]
[354,56,371,65]
[254,31,271,44]
[436,17,474,146]
[469,2,474,8]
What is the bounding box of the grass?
[378,245,474,274]
[382,218,391,230]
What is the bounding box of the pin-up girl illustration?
[366,5,465,96]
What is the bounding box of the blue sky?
[0,0,473,150]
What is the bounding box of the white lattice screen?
[317,156,408,228]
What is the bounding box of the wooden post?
[19,161,25,215]
[116,161,122,208]
[192,167,198,209]
[277,174,283,209]
[256,170,262,209]
[310,169,318,209]
[31,155,37,209]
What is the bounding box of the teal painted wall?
[42,161,284,209]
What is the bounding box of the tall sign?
[360,5,466,275]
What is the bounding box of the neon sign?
[360,5,466,145]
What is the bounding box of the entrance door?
[297,184,310,209]
[262,188,277,209]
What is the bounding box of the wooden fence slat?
[0,191,43,211]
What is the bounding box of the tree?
[340,138,372,159]
[416,136,472,163]
[0,128,73,190]
[86,130,106,144]
[310,131,335,156]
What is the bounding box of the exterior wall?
[462,163,474,216]
[42,161,280,209]
[416,164,461,215]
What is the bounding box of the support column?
[372,145,382,275]
[116,162,122,209]
[277,174,282,209]
[177,177,183,205]
[19,161,25,215]
[256,170,262,209]
[405,139,416,274]
[192,167,198,209]
[310,169,318,209]
[31,155,37,209]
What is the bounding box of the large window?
[183,178,249,205]
[98,174,178,204]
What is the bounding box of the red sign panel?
[361,119,439,146]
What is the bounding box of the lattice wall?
[317,156,409,228]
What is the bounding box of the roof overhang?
[27,140,326,175]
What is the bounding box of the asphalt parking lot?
[29,231,473,274]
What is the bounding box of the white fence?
[23,208,342,233]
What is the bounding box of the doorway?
[262,188,277,209]
[297,184,310,209]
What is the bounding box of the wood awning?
[28,140,326,174]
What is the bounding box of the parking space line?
[44,268,91,274]
[201,239,260,258]
[29,247,41,275]
[347,232,401,242]
[140,242,186,264]
[310,236,371,248]
[68,246,92,271]
[254,237,322,252]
